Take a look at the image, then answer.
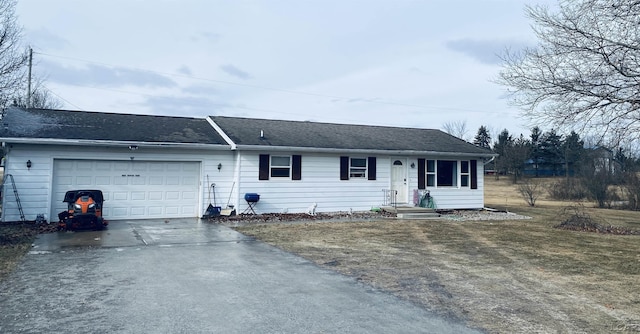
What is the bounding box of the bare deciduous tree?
[0,0,28,108]
[498,0,640,147]
[12,79,64,109]
[442,120,470,141]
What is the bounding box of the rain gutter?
[233,144,496,158]
[0,137,232,150]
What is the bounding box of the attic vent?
[260,130,264,139]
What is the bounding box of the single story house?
[0,107,495,222]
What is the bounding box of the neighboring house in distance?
[0,107,495,222]
[208,116,495,214]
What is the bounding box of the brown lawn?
[235,177,640,333]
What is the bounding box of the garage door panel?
[57,160,74,170]
[76,176,92,186]
[96,176,111,185]
[133,163,147,172]
[131,192,146,200]
[182,176,198,186]
[148,207,163,215]
[166,177,180,186]
[183,163,199,172]
[95,161,112,171]
[149,191,163,200]
[149,176,163,185]
[52,160,201,220]
[132,177,146,185]
[166,164,181,172]
[182,191,196,200]
[182,206,196,215]
[111,207,128,217]
[131,207,145,216]
[166,207,179,215]
[166,191,180,200]
[114,162,130,171]
[113,192,129,201]
[58,176,73,186]
[77,161,93,170]
[114,177,128,185]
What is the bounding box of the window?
[418,158,478,189]
[270,156,291,177]
[259,154,301,180]
[437,160,457,187]
[460,161,470,187]
[340,156,376,180]
[350,158,367,178]
[426,160,435,187]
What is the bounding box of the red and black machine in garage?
[58,190,108,231]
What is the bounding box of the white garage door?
[51,160,201,220]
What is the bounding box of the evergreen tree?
[529,127,543,177]
[493,129,513,179]
[473,125,492,149]
[561,131,584,178]
[540,129,563,176]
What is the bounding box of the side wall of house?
[408,158,485,210]
[1,143,235,222]
[234,151,486,214]
[236,151,390,213]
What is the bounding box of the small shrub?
[547,178,586,200]
[518,179,543,207]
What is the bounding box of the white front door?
[390,159,407,204]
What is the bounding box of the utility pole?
[27,47,32,108]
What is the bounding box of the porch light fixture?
[217,163,222,171]
[410,162,416,169]
[26,160,32,169]
[128,145,139,150]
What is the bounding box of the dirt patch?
[231,178,640,333]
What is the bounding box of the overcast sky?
[16,0,556,140]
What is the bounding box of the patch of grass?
[235,177,640,333]
[0,222,38,281]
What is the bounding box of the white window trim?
[349,157,367,179]
[270,155,291,178]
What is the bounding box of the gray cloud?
[445,39,528,65]
[191,32,221,44]
[41,60,176,88]
[144,95,229,117]
[177,65,192,76]
[219,64,252,80]
[182,84,218,95]
[26,28,70,51]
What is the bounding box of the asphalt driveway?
[0,219,481,333]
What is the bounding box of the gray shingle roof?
[0,107,227,145]
[211,116,493,156]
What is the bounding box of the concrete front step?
[396,212,441,220]
[380,206,441,219]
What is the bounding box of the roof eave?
[0,137,231,150]
[234,144,496,158]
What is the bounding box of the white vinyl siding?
[414,158,485,209]
[237,152,389,214]
[1,144,235,222]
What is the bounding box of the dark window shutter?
[340,156,349,180]
[292,155,302,180]
[259,154,269,180]
[471,159,478,189]
[367,157,376,180]
[418,158,426,189]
